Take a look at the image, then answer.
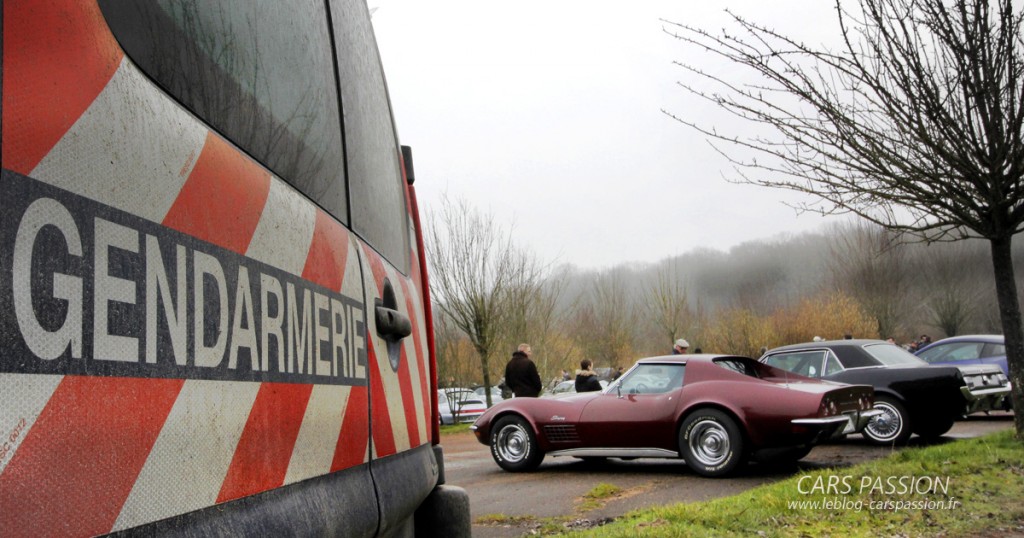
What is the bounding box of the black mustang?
[760,339,1010,445]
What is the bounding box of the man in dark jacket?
[574,359,603,392]
[504,344,542,397]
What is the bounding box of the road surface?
[439,412,1014,537]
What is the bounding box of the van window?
[331,0,411,273]
[99,0,348,222]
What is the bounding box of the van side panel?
[1,2,378,535]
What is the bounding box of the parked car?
[471,355,877,477]
[473,386,505,407]
[439,389,488,425]
[915,334,1009,377]
[545,379,609,396]
[760,339,1011,445]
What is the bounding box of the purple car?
[915,334,1009,377]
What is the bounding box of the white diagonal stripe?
[0,374,64,476]
[245,180,316,276]
[32,59,205,223]
[111,380,260,531]
[283,385,349,485]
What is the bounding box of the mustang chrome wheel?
[863,396,911,445]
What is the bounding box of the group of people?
[501,344,615,398]
[501,337,699,398]
[903,334,933,352]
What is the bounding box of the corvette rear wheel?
[679,409,744,477]
[863,396,912,445]
[490,415,543,472]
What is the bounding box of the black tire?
[914,415,955,440]
[679,409,745,477]
[489,415,544,472]
[756,444,813,464]
[573,456,608,463]
[862,396,912,445]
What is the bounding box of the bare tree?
[426,196,544,406]
[500,269,568,383]
[666,0,1024,437]
[572,270,637,368]
[643,260,693,349]
[828,222,910,338]
[914,241,983,336]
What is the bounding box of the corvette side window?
[618,364,685,395]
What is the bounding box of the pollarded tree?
[665,0,1024,438]
[827,222,910,339]
[427,195,544,406]
[643,260,693,352]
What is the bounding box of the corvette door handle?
[375,304,412,341]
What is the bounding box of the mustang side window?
[763,351,827,378]
[823,353,844,376]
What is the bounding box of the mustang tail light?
[859,394,873,411]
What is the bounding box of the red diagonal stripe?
[331,386,369,472]
[0,377,183,537]
[400,278,432,433]
[217,383,313,503]
[395,344,421,448]
[363,248,422,448]
[301,211,350,290]
[162,133,271,254]
[367,338,397,457]
[2,0,123,174]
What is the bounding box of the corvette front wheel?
[490,415,544,472]
[679,409,745,477]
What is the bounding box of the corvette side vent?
[543,425,580,443]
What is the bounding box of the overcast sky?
[372,1,850,270]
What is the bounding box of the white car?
[544,379,608,397]
[439,389,487,425]
[473,386,505,406]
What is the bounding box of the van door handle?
[375,304,412,341]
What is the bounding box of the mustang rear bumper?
[961,383,1013,414]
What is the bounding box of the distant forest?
[435,221,1024,389]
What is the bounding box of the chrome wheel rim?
[494,423,530,463]
[688,419,730,467]
[865,401,903,442]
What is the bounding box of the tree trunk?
[478,348,493,408]
[989,235,1024,440]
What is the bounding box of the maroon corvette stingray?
[471,355,879,477]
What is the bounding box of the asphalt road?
[440,412,1015,537]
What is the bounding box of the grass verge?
[439,423,472,436]
[569,430,1024,537]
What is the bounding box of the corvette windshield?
[862,344,927,366]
